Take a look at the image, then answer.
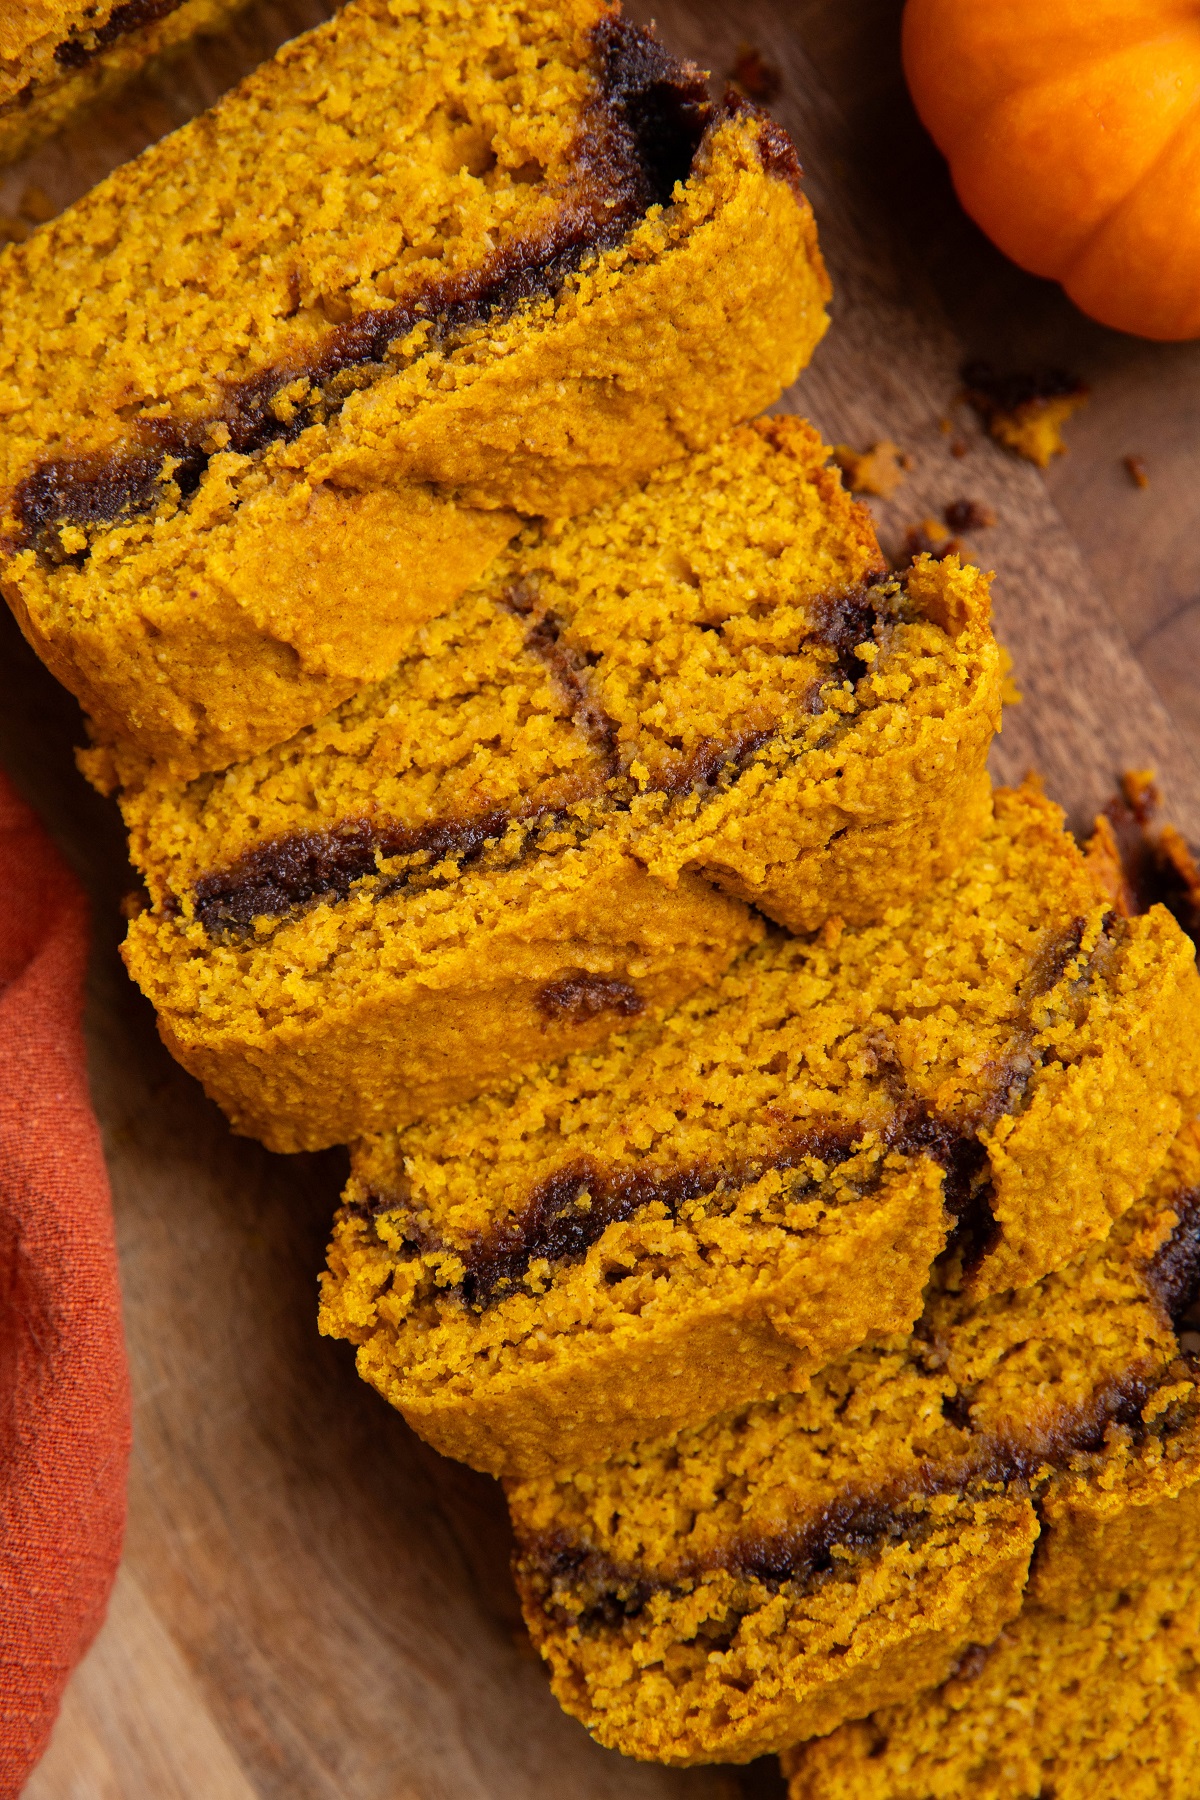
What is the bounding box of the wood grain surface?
[5,1,1200,1794]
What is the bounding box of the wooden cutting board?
[6,2,1200,1794]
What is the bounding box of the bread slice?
[783,1565,1200,1799]
[508,1122,1200,1762]
[120,418,1000,1151]
[0,0,830,778]
[0,1,251,166]
[319,781,1200,1477]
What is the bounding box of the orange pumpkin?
[902,0,1200,340]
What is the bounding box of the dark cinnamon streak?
[738,100,802,195]
[536,974,644,1026]
[385,1126,856,1311]
[54,0,186,71]
[18,451,170,544]
[188,795,596,932]
[373,1106,991,1314]
[357,914,1105,1311]
[502,588,619,761]
[519,1372,1162,1633]
[1146,1186,1200,1327]
[188,577,905,934]
[806,579,897,692]
[12,26,798,559]
[190,809,518,932]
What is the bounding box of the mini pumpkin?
[903,0,1200,340]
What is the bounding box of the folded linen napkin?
[0,773,129,1796]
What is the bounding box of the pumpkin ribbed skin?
[903,0,1200,339]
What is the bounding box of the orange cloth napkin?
[0,774,130,1795]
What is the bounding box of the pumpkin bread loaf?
[1,0,830,781]
[0,1,252,167]
[783,1564,1200,1800]
[120,419,1001,1152]
[318,781,1200,1478]
[508,1122,1200,1764]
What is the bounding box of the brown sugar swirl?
[346,916,1118,1318]
[517,1371,1167,1632]
[353,1099,1004,1315]
[187,807,561,934]
[535,974,645,1026]
[358,1125,867,1310]
[3,2,833,782]
[180,572,921,937]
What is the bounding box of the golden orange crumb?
[962,363,1088,467]
[320,783,1200,1491]
[832,439,912,497]
[784,1267,1200,1800]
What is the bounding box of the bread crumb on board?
[944,497,997,531]
[832,439,912,497]
[961,362,1088,467]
